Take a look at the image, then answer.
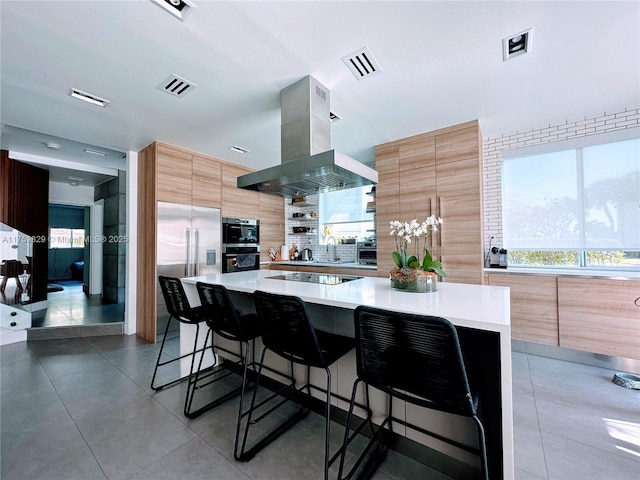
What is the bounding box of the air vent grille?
[342,47,382,80]
[158,74,197,98]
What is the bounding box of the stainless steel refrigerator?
[156,202,221,340]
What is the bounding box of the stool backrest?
[253,290,326,368]
[158,276,191,317]
[196,282,247,341]
[354,305,476,417]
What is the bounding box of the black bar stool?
[151,276,210,391]
[338,305,489,480]
[236,290,356,480]
[183,282,262,419]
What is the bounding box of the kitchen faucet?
[326,236,339,262]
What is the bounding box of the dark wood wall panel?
[1,150,50,302]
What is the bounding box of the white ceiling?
[1,1,638,180]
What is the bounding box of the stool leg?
[150,315,174,390]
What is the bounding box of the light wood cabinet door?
[398,135,435,172]
[259,193,285,263]
[435,131,483,285]
[192,155,221,207]
[375,172,400,276]
[558,278,640,359]
[488,274,559,345]
[221,164,260,218]
[157,145,192,204]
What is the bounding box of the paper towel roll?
[281,245,288,260]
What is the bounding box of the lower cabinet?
[558,277,640,360]
[487,272,640,360]
[487,273,559,346]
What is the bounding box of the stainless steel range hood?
[237,75,378,197]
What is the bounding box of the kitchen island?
[181,269,513,479]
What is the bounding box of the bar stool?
[236,290,356,480]
[151,276,210,391]
[183,282,262,419]
[338,305,489,480]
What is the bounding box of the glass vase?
[389,271,437,293]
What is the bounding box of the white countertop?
[484,266,640,280]
[182,269,511,334]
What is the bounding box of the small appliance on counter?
[489,247,508,268]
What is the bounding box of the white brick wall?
[482,105,640,248]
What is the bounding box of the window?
[502,136,639,270]
[318,186,375,243]
[49,228,85,249]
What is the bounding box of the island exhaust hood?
[237,76,378,197]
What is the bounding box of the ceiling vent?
[502,28,532,61]
[342,47,382,80]
[150,0,195,21]
[158,74,197,98]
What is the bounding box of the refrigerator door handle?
[185,228,191,277]
[193,228,200,276]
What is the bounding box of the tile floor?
[1,335,638,480]
[30,281,124,328]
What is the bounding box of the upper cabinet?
[155,144,221,207]
[375,121,484,284]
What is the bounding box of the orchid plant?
[389,215,448,277]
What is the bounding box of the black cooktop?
[267,273,363,285]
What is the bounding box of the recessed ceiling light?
[84,148,109,156]
[342,47,382,80]
[70,88,110,107]
[68,181,79,187]
[229,146,249,154]
[45,142,61,150]
[150,0,195,21]
[502,28,532,61]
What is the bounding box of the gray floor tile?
[515,468,547,480]
[1,408,105,480]
[129,437,250,480]
[528,355,637,413]
[542,431,640,480]
[512,352,534,397]
[52,367,145,420]
[513,391,539,429]
[536,397,640,463]
[513,423,548,480]
[74,393,196,479]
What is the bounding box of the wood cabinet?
[558,277,640,359]
[487,273,559,345]
[375,121,483,284]
[137,141,285,342]
[0,151,49,303]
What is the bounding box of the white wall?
[482,105,640,248]
[49,181,94,205]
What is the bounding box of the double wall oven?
[222,217,260,273]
